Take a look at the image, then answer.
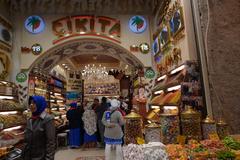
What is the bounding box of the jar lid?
[202,116,215,123]
[145,123,161,128]
[217,118,227,125]
[125,110,142,119]
[181,106,200,118]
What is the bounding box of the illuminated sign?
[24,15,45,34]
[52,16,121,44]
[139,43,150,54]
[129,16,147,33]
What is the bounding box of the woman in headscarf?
[102,99,125,160]
[22,96,55,160]
[66,102,84,148]
[82,102,97,148]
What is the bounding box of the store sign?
[24,15,45,34]
[129,16,147,33]
[139,43,150,54]
[145,68,155,79]
[52,16,121,44]
[16,72,27,83]
[31,43,43,55]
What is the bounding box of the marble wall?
[198,0,240,133]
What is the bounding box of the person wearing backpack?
[102,99,125,160]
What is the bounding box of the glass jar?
[124,110,143,144]
[145,123,161,143]
[181,106,202,140]
[160,113,180,144]
[202,116,217,139]
[217,119,229,139]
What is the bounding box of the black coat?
[23,112,56,160]
[66,108,83,129]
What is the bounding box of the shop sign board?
[145,68,155,79]
[129,16,147,34]
[31,43,43,55]
[24,15,45,34]
[16,72,27,83]
[139,43,150,54]
[52,16,121,44]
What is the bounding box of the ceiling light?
[151,105,160,109]
[0,111,18,115]
[170,65,185,75]
[164,106,178,110]
[3,126,22,132]
[154,90,163,95]
[167,85,181,92]
[80,31,86,34]
[157,75,166,81]
[62,64,66,66]
[0,96,14,100]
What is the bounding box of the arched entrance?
[29,38,144,73]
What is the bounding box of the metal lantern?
[202,116,217,139]
[160,113,180,144]
[217,119,229,139]
[181,106,202,140]
[124,110,143,144]
[145,123,161,143]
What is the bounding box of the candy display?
[145,123,161,143]
[217,119,229,139]
[123,142,168,160]
[0,100,24,111]
[124,111,143,144]
[0,115,26,129]
[166,144,188,160]
[181,106,202,141]
[202,116,217,139]
[160,113,180,144]
[223,136,240,150]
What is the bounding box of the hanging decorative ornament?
[16,72,28,83]
[145,68,155,79]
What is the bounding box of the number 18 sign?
[31,43,43,55]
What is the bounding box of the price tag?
[209,133,220,140]
[177,135,186,145]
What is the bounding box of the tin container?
[160,113,180,144]
[181,106,202,140]
[145,123,161,143]
[124,110,143,144]
[202,116,217,139]
[217,119,229,139]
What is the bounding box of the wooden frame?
[169,6,185,38]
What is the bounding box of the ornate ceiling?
[30,38,144,73]
[6,0,164,15]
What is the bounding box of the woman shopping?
[82,102,98,148]
[102,99,125,160]
[66,102,84,148]
[23,96,55,160]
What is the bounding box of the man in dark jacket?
[66,102,84,148]
[95,97,108,147]
[23,96,55,160]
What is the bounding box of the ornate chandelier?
[81,64,108,81]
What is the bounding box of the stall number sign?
[31,44,42,55]
[129,16,147,33]
[16,72,27,83]
[139,43,150,54]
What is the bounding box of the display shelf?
[152,81,181,93]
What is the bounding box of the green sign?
[16,72,27,83]
[139,43,150,54]
[145,68,155,79]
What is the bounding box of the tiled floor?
[55,147,105,160]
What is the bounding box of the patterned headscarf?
[82,102,97,135]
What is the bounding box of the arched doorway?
[29,38,144,73]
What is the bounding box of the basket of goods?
[166,144,188,160]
